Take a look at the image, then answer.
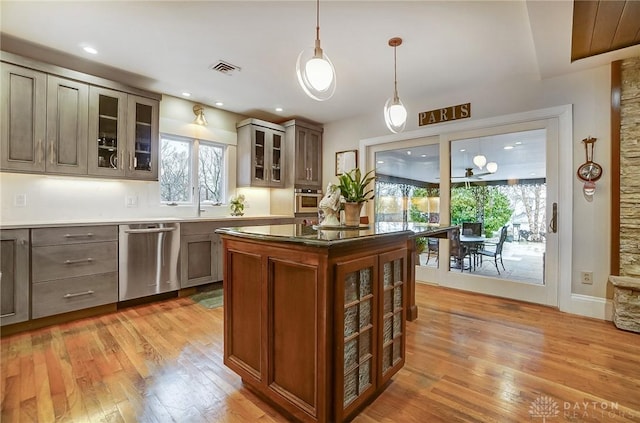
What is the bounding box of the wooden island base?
[218,224,417,422]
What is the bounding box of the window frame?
[159,133,226,206]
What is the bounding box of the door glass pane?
[449,130,546,284]
[97,94,119,169]
[374,144,441,268]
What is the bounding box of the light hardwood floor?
[2,283,639,422]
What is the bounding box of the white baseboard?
[565,293,613,321]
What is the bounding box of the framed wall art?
[335,150,358,175]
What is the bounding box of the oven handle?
[124,227,177,234]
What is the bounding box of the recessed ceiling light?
[215,101,224,107]
[515,141,522,145]
[504,146,514,150]
[377,160,384,164]
[530,172,536,176]
[420,154,426,157]
[83,46,98,55]
[182,92,191,97]
[275,107,283,112]
[460,149,466,152]
[406,151,412,155]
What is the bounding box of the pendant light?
[486,161,498,173]
[296,0,336,101]
[384,37,407,133]
[473,154,486,169]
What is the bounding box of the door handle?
[549,202,558,233]
[49,141,55,164]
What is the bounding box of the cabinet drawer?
[32,225,117,246]
[32,241,117,282]
[32,272,118,318]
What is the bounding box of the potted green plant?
[338,168,375,226]
[229,194,245,216]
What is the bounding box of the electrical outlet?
[14,194,27,207]
[581,271,593,285]
[125,195,138,208]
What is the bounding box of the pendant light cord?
[393,45,399,102]
[314,0,322,54]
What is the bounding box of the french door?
[365,106,573,309]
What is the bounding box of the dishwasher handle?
[124,227,177,234]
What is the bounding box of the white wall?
[322,65,612,299]
[0,95,275,224]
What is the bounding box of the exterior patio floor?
[419,239,545,285]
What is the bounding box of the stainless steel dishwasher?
[118,223,180,301]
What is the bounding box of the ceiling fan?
[451,167,491,179]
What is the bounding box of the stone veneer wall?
[620,57,640,277]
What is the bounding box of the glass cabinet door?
[271,132,282,184]
[253,128,267,185]
[127,95,159,180]
[88,87,126,177]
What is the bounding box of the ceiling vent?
[210,60,241,75]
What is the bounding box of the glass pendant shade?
[486,161,498,173]
[384,37,406,134]
[384,97,407,133]
[473,154,487,169]
[296,47,336,101]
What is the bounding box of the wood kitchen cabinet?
[88,86,127,177]
[1,53,160,180]
[0,229,30,326]
[284,119,323,190]
[220,226,408,422]
[236,118,285,188]
[0,63,47,173]
[126,95,159,180]
[45,75,89,175]
[181,222,224,288]
[1,64,89,175]
[87,88,159,180]
[31,226,118,319]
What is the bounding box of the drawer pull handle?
[64,257,94,265]
[63,290,95,299]
[64,233,94,238]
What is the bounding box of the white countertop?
[0,215,294,229]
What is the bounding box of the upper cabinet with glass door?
[236,118,285,188]
[88,87,127,177]
[88,90,158,180]
[2,52,160,181]
[126,95,159,180]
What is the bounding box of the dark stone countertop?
[216,222,454,247]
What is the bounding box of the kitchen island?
[217,223,451,422]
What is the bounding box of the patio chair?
[450,228,473,272]
[462,221,483,266]
[477,225,508,274]
[425,238,439,264]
